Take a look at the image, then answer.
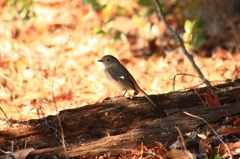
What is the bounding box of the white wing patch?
[119,76,125,80]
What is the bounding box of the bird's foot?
[103,97,112,102]
[133,91,139,96]
[121,97,129,101]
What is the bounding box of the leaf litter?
[0,1,240,158]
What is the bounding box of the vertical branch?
[153,0,212,88]
[51,24,72,159]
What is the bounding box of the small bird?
[98,55,156,106]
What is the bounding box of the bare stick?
[51,24,72,159]
[235,40,240,51]
[172,73,202,91]
[192,89,207,107]
[175,126,187,151]
[184,111,233,159]
[153,0,212,88]
[0,107,9,121]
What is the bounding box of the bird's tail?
[127,73,156,106]
[136,87,156,106]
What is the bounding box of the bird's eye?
[107,58,110,61]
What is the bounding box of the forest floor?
[0,0,240,158]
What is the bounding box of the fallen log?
[0,81,240,158]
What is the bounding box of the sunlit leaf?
[138,0,153,6]
[139,7,148,16]
[101,4,107,9]
[183,32,191,42]
[102,3,113,17]
[113,32,121,41]
[184,43,193,52]
[82,0,96,4]
[214,154,222,159]
[150,23,154,31]
[108,27,114,33]
[91,2,101,10]
[146,9,154,17]
[184,20,196,33]
[96,30,106,35]
[132,14,146,27]
[107,18,115,23]
[92,25,103,34]
[82,0,101,10]
[118,6,128,16]
[7,0,36,20]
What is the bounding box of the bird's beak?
[97,59,103,62]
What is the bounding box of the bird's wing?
[107,67,120,81]
[107,65,136,89]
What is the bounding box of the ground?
[0,0,240,158]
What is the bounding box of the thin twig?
[235,40,240,51]
[0,106,9,121]
[192,88,207,107]
[153,0,212,88]
[37,101,63,137]
[184,111,233,159]
[172,73,202,91]
[52,24,72,159]
[175,126,187,150]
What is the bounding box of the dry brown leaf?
[233,117,240,126]
[233,142,240,154]
[220,143,234,156]
[165,150,194,159]
[233,142,240,148]
[205,87,221,106]
[219,142,240,156]
[12,148,35,159]
[136,145,148,151]
[198,137,213,152]
[150,142,168,157]
[216,127,240,135]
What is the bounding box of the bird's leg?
[111,91,122,101]
[122,90,128,101]
[122,90,127,97]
